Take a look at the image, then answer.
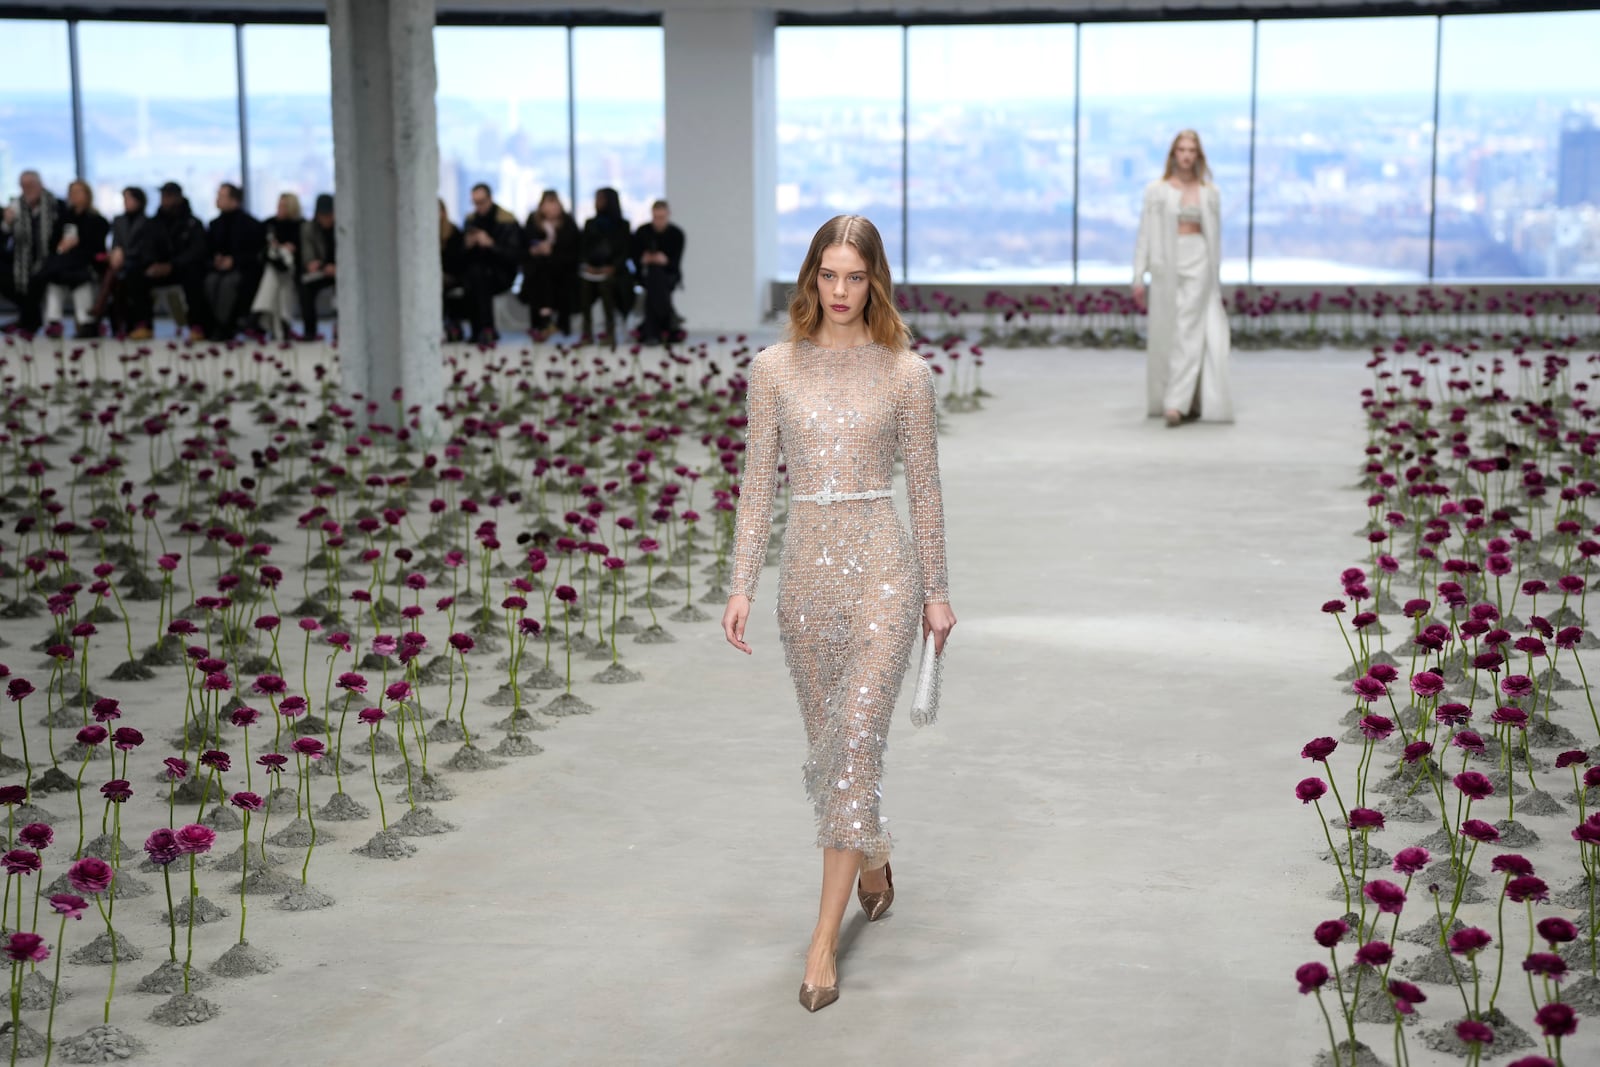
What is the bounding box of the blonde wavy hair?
[1162,129,1213,183]
[785,215,910,351]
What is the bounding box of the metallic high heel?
[798,980,840,1013]
[799,950,839,1012]
[857,862,894,921]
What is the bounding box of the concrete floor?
[68,346,1528,1065]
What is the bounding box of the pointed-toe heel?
[857,862,894,921]
[798,981,840,1013]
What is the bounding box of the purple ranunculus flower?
[1353,941,1393,968]
[174,824,216,855]
[1449,927,1493,955]
[17,823,52,851]
[144,827,182,867]
[66,857,114,895]
[48,893,87,920]
[1393,847,1431,875]
[1313,919,1349,948]
[1301,737,1338,762]
[1454,771,1494,800]
[1362,880,1407,915]
[1295,961,1330,994]
[1347,808,1386,832]
[1295,778,1326,804]
[4,933,48,963]
[1538,917,1579,944]
[1409,670,1446,697]
[1533,1002,1576,1038]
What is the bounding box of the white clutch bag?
[910,632,943,728]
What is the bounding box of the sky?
[0,12,1597,102]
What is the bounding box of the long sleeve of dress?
[898,358,949,604]
[728,352,781,601]
[1132,185,1152,285]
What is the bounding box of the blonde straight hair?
[1161,129,1213,183]
[785,215,911,351]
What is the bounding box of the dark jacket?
[41,208,110,286]
[301,218,335,270]
[441,224,466,289]
[206,208,265,271]
[580,214,633,274]
[523,211,580,272]
[632,222,685,278]
[463,205,522,282]
[112,211,170,274]
[263,217,303,274]
[155,199,208,273]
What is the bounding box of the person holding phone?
[39,179,109,339]
[0,170,60,334]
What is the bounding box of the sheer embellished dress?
[729,339,949,864]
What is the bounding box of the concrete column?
[663,8,777,333]
[328,0,442,426]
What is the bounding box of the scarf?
[10,190,58,290]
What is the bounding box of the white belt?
[791,488,894,505]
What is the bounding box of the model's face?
[471,188,491,214]
[540,198,561,221]
[68,184,89,211]
[161,192,179,213]
[1174,138,1199,172]
[816,245,870,328]
[652,206,669,230]
[278,197,293,219]
[19,174,41,203]
[216,186,235,212]
[123,192,139,215]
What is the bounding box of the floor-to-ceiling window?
[905,25,1076,283]
[572,27,664,227]
[1254,17,1437,281]
[1435,10,1600,280]
[0,20,76,195]
[776,27,905,279]
[434,26,570,226]
[78,21,241,221]
[1075,21,1254,284]
[242,24,334,221]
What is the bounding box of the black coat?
[263,217,303,274]
[207,209,265,270]
[155,201,208,273]
[520,211,580,310]
[40,209,110,287]
[580,215,633,274]
[462,206,522,284]
[113,212,171,275]
[632,222,685,279]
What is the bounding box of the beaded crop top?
[1176,202,1203,227]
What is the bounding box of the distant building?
[1557,115,1600,208]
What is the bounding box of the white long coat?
[1132,179,1234,422]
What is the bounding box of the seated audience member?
[39,180,110,339]
[0,170,61,333]
[632,199,685,346]
[250,192,304,340]
[459,182,522,345]
[578,187,634,350]
[106,186,170,340]
[299,194,337,340]
[203,182,264,341]
[520,189,580,338]
[150,182,210,339]
[439,199,468,343]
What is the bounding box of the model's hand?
[1131,284,1146,312]
[722,594,752,655]
[923,602,956,655]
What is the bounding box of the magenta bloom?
[65,857,114,895]
[1358,714,1394,740]
[1351,676,1387,701]
[252,674,287,695]
[384,681,411,702]
[1295,961,1330,994]
[1490,854,1534,877]
[143,827,182,867]
[1392,847,1430,875]
[1313,919,1349,948]
[0,787,26,806]
[1461,819,1500,843]
[1295,778,1326,804]
[230,791,264,812]
[199,749,231,772]
[1506,875,1549,903]
[1353,940,1393,968]
[1500,674,1535,699]
[555,585,578,604]
[358,707,386,726]
[1534,1003,1577,1038]
[1387,978,1426,1014]
[1367,664,1400,684]
[162,757,189,782]
[1540,918,1579,947]
[335,672,368,695]
[1301,737,1338,762]
[291,736,326,760]
[1449,927,1493,955]
[4,933,48,964]
[1556,750,1589,769]
[278,695,308,718]
[371,635,398,657]
[174,824,217,855]
[75,725,107,747]
[448,633,475,654]
[1,849,41,876]
[1347,808,1385,831]
[230,705,261,728]
[1523,953,1568,980]
[1435,703,1471,726]
[48,893,87,920]
[99,779,133,803]
[111,727,143,751]
[1454,771,1494,800]
[1453,730,1486,754]
[1402,740,1433,764]
[6,679,35,702]
[257,753,289,774]
[18,824,52,851]
[1362,880,1407,915]
[1408,670,1446,697]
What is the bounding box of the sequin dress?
[730,339,949,861]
